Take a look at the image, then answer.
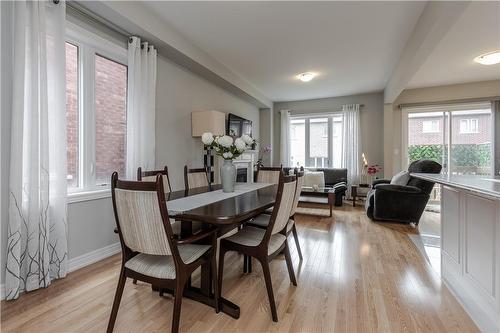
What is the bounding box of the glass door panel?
[450,109,492,175]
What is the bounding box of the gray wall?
[259,108,272,166]
[272,92,384,169]
[155,55,260,191]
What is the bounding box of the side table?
[351,184,371,207]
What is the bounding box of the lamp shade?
[191,110,226,137]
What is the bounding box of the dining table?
[115,182,278,319]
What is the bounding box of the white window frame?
[66,22,128,203]
[459,118,479,134]
[290,112,343,168]
[422,119,440,133]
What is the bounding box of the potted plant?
[202,132,255,192]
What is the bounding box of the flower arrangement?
[367,164,382,177]
[256,144,272,168]
[201,132,255,160]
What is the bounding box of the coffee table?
[300,186,335,217]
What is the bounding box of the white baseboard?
[68,242,121,272]
[0,243,120,301]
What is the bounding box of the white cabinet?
[441,186,500,332]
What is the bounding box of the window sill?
[68,188,111,204]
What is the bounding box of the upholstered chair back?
[184,166,209,189]
[270,175,297,235]
[290,171,304,216]
[138,166,172,193]
[113,177,172,256]
[257,166,282,184]
[406,160,442,195]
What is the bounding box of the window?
[459,118,479,134]
[422,119,440,133]
[289,114,343,168]
[66,25,128,194]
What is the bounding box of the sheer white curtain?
[280,110,291,166]
[342,104,361,196]
[126,37,157,179]
[7,0,67,300]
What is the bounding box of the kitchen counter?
[412,173,500,332]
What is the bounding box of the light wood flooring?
[1,204,478,333]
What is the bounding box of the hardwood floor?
[1,204,478,333]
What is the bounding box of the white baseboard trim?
[68,242,121,273]
[0,243,120,301]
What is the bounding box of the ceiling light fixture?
[297,72,316,82]
[474,50,500,65]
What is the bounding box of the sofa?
[365,160,442,224]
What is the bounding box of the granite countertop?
[411,173,500,199]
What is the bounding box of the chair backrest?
[137,166,172,192]
[256,165,282,184]
[290,169,304,217]
[184,165,209,190]
[111,173,173,256]
[266,172,297,235]
[406,160,442,194]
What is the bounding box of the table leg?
[328,192,334,217]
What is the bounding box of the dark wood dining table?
[116,183,278,319]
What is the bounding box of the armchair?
[365,160,442,224]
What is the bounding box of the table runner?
[167,182,273,215]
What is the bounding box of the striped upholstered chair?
[256,165,282,184]
[108,173,218,333]
[249,169,304,260]
[218,172,297,322]
[184,165,209,190]
[137,166,172,192]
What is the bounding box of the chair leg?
[171,277,187,333]
[291,224,303,260]
[106,269,126,333]
[259,258,278,322]
[218,248,226,299]
[243,254,248,273]
[211,252,219,313]
[283,242,298,286]
[132,279,137,285]
[248,256,252,273]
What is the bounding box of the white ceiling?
[407,2,500,89]
[143,1,426,102]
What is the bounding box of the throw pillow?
[304,171,325,188]
[390,170,410,186]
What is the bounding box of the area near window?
[289,114,343,168]
[65,24,128,199]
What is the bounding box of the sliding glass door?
[404,102,493,176]
[289,114,343,168]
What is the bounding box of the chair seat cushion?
[124,244,210,279]
[249,214,294,234]
[223,226,286,255]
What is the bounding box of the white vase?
[221,159,236,193]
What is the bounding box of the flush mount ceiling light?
[474,50,500,65]
[297,72,316,82]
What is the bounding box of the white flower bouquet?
[202,132,255,160]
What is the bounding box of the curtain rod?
[398,96,500,109]
[67,1,131,39]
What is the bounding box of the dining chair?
[107,173,219,333]
[256,165,283,184]
[184,165,210,190]
[248,169,304,260]
[218,172,297,322]
[137,166,172,193]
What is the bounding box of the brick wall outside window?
[66,43,78,187]
[95,54,127,184]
